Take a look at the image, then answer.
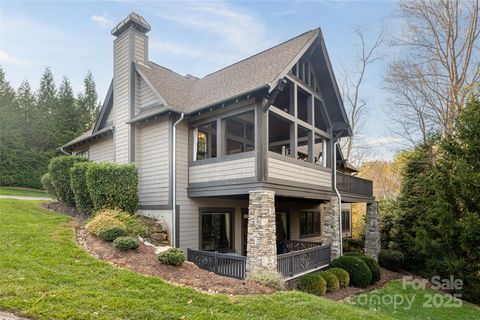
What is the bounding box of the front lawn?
[349,279,480,319]
[0,186,48,197]
[0,199,385,320]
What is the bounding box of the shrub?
[378,249,404,271]
[296,273,327,296]
[85,214,126,236]
[246,271,285,290]
[113,236,139,250]
[157,248,185,266]
[86,163,138,213]
[319,271,339,292]
[328,268,350,287]
[348,254,380,284]
[330,256,372,288]
[70,162,93,214]
[99,209,147,236]
[41,172,56,197]
[343,238,365,253]
[98,226,127,241]
[48,156,89,206]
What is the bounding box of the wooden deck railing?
[187,249,246,279]
[336,172,373,197]
[277,243,331,278]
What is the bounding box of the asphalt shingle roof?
[136,28,319,113]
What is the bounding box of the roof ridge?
[200,28,320,79]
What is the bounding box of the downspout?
[172,112,185,248]
[333,138,343,256]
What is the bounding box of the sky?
[0,0,403,161]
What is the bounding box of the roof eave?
[61,126,114,150]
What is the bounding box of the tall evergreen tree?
[16,80,36,145]
[0,68,19,148]
[35,67,58,151]
[77,71,100,129]
[55,77,78,143]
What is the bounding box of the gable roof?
[135,28,320,114]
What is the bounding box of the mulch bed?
[41,202,273,295]
[325,268,406,301]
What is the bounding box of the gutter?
[172,112,185,247]
[59,147,72,156]
[333,138,343,256]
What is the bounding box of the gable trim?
[93,80,114,133]
[134,62,170,108]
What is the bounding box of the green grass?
[0,186,48,197]
[349,280,480,319]
[0,199,386,320]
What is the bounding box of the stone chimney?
[111,12,150,163]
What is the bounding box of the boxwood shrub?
[86,163,138,213]
[70,162,93,214]
[98,225,127,242]
[378,249,404,271]
[330,256,372,288]
[319,271,339,292]
[41,172,56,198]
[296,273,327,296]
[328,267,350,287]
[343,238,365,253]
[157,248,185,266]
[48,156,88,206]
[345,253,381,284]
[113,236,139,250]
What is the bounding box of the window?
[342,210,351,232]
[200,209,233,253]
[225,111,255,155]
[300,211,321,237]
[313,133,327,167]
[195,121,216,160]
[268,112,293,155]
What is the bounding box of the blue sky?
[0,0,401,160]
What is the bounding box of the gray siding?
[189,157,256,184]
[267,156,331,188]
[89,138,114,163]
[135,117,170,206]
[135,73,159,113]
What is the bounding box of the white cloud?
[0,50,29,66]
[91,15,113,28]
[151,41,202,58]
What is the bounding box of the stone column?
[365,201,380,261]
[246,190,277,274]
[322,196,341,259]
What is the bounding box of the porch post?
[365,202,380,261]
[322,196,341,259]
[246,190,277,274]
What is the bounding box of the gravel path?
[0,195,51,201]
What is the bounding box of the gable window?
[194,121,217,160]
[342,210,351,232]
[200,209,233,253]
[300,211,321,238]
[225,110,255,155]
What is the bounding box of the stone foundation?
[365,202,380,260]
[246,190,277,274]
[322,196,341,259]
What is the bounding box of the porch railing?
[187,248,246,279]
[277,243,331,278]
[336,172,373,197]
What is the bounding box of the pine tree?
[77,71,100,129]
[16,80,36,145]
[0,68,19,148]
[55,77,78,143]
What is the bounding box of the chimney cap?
[111,12,151,37]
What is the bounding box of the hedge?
[86,163,138,213]
[378,249,404,271]
[330,256,372,288]
[296,273,327,296]
[70,162,93,213]
[48,156,89,206]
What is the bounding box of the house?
[62,12,380,279]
